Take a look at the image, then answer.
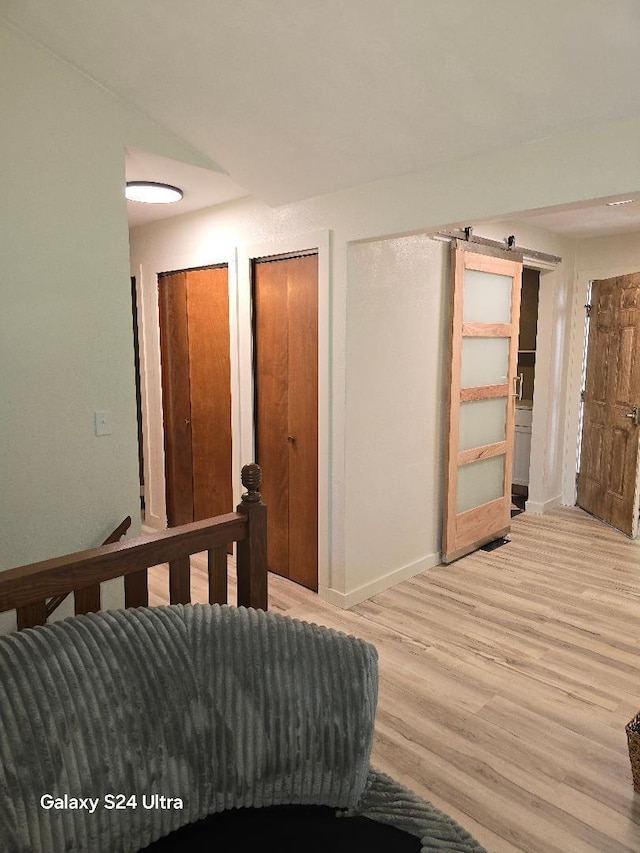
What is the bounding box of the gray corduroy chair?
[0,603,486,853]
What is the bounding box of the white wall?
[0,24,224,631]
[343,235,449,603]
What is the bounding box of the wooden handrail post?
[236,463,268,611]
[16,601,47,631]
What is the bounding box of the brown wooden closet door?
[253,262,290,575]
[158,266,232,527]
[158,272,194,525]
[253,253,318,591]
[186,268,233,521]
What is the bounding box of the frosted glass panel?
[461,337,510,388]
[459,398,507,452]
[463,269,512,323]
[457,456,504,513]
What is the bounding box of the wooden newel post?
[236,463,268,611]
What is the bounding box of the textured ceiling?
[3,0,640,232]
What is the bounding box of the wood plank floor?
[148,507,640,853]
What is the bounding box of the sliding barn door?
[253,253,318,591]
[158,266,233,527]
[443,244,523,563]
[577,273,640,537]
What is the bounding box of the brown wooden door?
[158,266,233,527]
[253,253,318,590]
[442,244,523,563]
[577,273,640,537]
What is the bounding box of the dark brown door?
[577,273,640,537]
[158,266,233,527]
[253,253,318,590]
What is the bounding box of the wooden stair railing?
[43,515,132,625]
[0,464,267,631]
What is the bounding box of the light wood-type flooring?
[148,506,640,853]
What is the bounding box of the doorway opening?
[511,267,540,516]
[575,280,593,480]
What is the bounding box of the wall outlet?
[95,410,111,436]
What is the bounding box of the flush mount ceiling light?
[125,181,183,204]
[606,198,636,206]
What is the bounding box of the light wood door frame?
[443,243,523,563]
[577,272,640,537]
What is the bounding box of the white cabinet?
[513,405,532,486]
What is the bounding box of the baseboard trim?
[319,552,441,609]
[525,494,563,515]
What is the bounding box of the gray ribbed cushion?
[353,770,488,852]
[0,603,378,853]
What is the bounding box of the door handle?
[512,374,523,401]
[625,406,640,426]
